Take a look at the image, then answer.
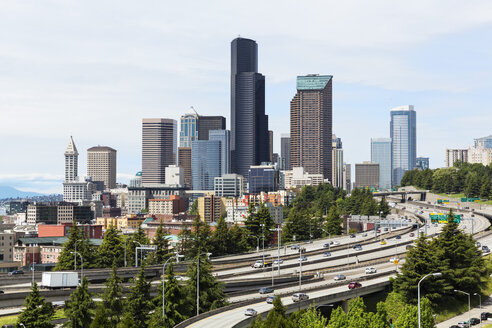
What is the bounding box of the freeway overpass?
[373,190,427,202]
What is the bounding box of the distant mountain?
[0,185,44,199]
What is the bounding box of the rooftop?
[296,75,332,91]
[87,146,116,152]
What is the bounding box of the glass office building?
[390,105,416,186]
[416,157,429,170]
[209,130,231,175]
[180,107,198,147]
[191,140,221,190]
[371,138,392,190]
[248,165,278,194]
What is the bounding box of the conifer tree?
[211,216,230,256]
[126,266,152,327]
[116,312,136,328]
[17,282,54,328]
[97,224,123,267]
[90,305,111,328]
[55,223,94,270]
[148,222,170,265]
[64,276,94,328]
[125,224,150,267]
[101,261,123,326]
[324,206,342,235]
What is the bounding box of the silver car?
[292,293,309,302]
[334,274,346,281]
[245,308,257,316]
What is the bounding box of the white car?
[273,259,284,265]
[332,241,340,245]
[334,274,346,281]
[299,256,308,262]
[365,267,377,274]
[245,308,257,316]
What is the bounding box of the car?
[259,287,274,294]
[8,270,24,276]
[449,325,460,328]
[476,242,481,248]
[349,234,356,238]
[471,214,475,217]
[290,244,300,250]
[469,317,479,325]
[365,267,377,274]
[376,229,381,233]
[292,293,309,302]
[245,308,257,316]
[409,232,415,237]
[333,241,340,245]
[323,242,333,248]
[175,276,185,281]
[395,235,401,240]
[482,246,490,253]
[384,228,389,231]
[457,321,470,328]
[353,244,362,251]
[481,312,492,321]
[273,259,283,265]
[299,256,308,262]
[334,274,346,281]
[266,296,275,304]
[380,240,387,245]
[348,282,362,289]
[323,252,331,257]
[362,233,367,237]
[0,290,4,294]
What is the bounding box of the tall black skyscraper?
[230,37,269,179]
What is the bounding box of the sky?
[1,0,492,194]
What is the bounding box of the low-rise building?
[198,195,226,223]
[148,195,185,215]
[281,167,326,189]
[214,174,246,197]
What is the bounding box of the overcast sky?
[1,0,492,194]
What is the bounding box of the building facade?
[198,116,226,140]
[371,138,392,190]
[178,147,192,187]
[416,157,430,170]
[332,134,343,188]
[230,37,269,179]
[343,163,352,193]
[63,137,95,203]
[474,135,492,149]
[280,134,291,170]
[390,105,416,186]
[468,147,492,166]
[290,75,332,179]
[214,174,246,197]
[198,195,225,223]
[354,162,380,189]
[445,148,468,167]
[248,165,279,194]
[209,129,231,175]
[87,146,117,190]
[180,107,199,147]
[142,118,177,185]
[165,165,184,186]
[191,140,221,190]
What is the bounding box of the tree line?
[17,257,226,328]
[401,162,492,198]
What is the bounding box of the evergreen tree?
[55,223,94,270]
[90,305,111,328]
[125,224,150,267]
[297,306,327,328]
[116,312,136,328]
[126,266,152,327]
[97,224,123,268]
[324,206,342,235]
[148,222,170,265]
[211,216,230,256]
[229,224,250,254]
[394,304,418,328]
[245,204,275,246]
[465,172,481,198]
[480,177,491,199]
[186,215,213,258]
[17,282,54,328]
[101,261,123,326]
[327,306,347,327]
[346,297,369,327]
[262,296,292,328]
[186,255,227,314]
[282,209,310,242]
[377,198,391,218]
[64,276,94,328]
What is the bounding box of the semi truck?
[41,272,79,289]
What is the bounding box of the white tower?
[64,136,79,182]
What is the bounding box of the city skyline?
[2,1,492,193]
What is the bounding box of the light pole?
[271,226,282,276]
[260,224,265,271]
[298,247,302,291]
[70,251,83,278]
[124,236,127,267]
[454,289,470,325]
[162,254,184,320]
[196,252,212,316]
[418,272,441,328]
[474,293,482,325]
[74,240,82,271]
[133,241,143,267]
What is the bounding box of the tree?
[64,276,94,328]
[245,204,274,246]
[186,255,227,314]
[464,173,481,198]
[377,198,391,218]
[116,312,136,328]
[480,177,491,199]
[210,216,230,256]
[125,266,152,327]
[97,224,123,268]
[125,224,150,267]
[297,306,327,328]
[17,282,54,328]
[346,297,369,327]
[327,306,347,327]
[100,261,124,326]
[394,304,417,328]
[324,206,342,235]
[90,305,111,328]
[189,199,198,215]
[148,222,170,265]
[55,223,94,270]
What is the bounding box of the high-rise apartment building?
[290,75,333,179]
[87,146,117,190]
[416,157,430,170]
[355,162,380,189]
[198,116,226,140]
[179,107,198,147]
[191,140,221,190]
[332,134,344,188]
[142,118,177,185]
[230,37,269,179]
[371,138,392,190]
[445,148,468,167]
[209,130,231,175]
[280,134,291,170]
[390,105,416,186]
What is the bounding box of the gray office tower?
[142,118,177,185]
[230,37,269,179]
[198,116,226,140]
[209,130,231,175]
[280,134,291,170]
[390,105,416,186]
[371,138,392,190]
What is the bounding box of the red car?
[348,282,362,289]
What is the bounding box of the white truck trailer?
[41,272,79,289]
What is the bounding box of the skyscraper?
[390,105,416,186]
[87,146,117,190]
[209,130,231,175]
[63,137,95,203]
[198,116,226,140]
[371,138,392,190]
[191,140,221,190]
[178,147,192,187]
[290,74,333,179]
[64,136,78,182]
[332,135,344,188]
[355,162,380,189]
[280,134,291,170]
[142,118,177,185]
[230,37,269,179]
[416,157,430,170]
[180,107,198,147]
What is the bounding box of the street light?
[418,272,441,328]
[454,289,471,325]
[474,293,482,325]
[270,226,282,276]
[74,240,83,271]
[70,251,83,278]
[162,253,184,320]
[196,252,212,316]
[298,247,302,291]
[133,241,143,267]
[260,224,265,271]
